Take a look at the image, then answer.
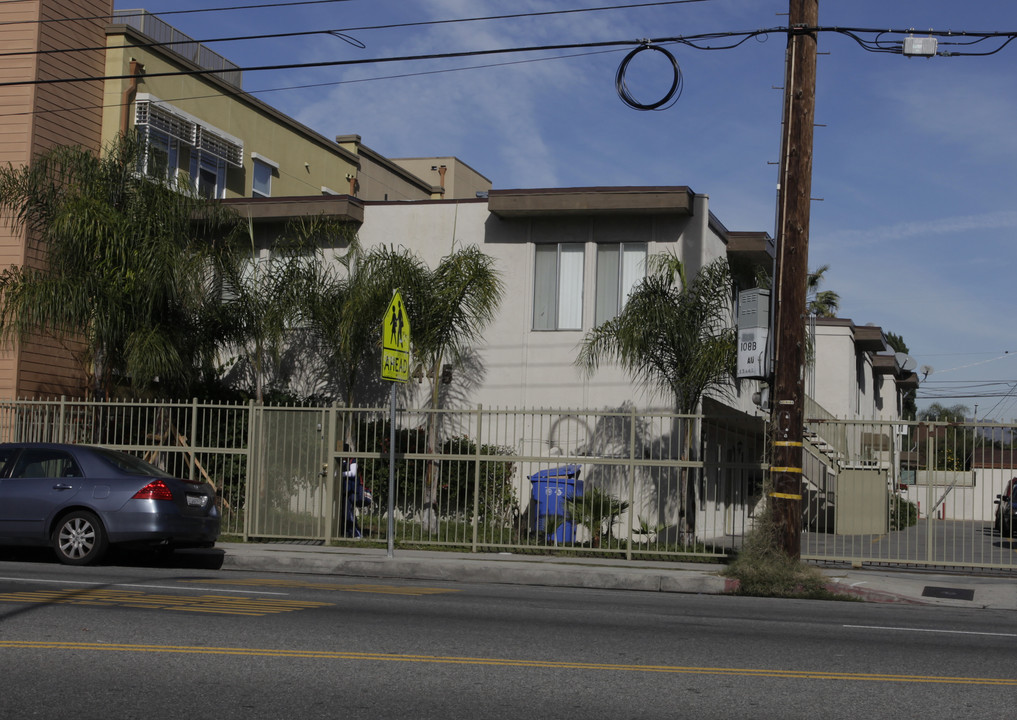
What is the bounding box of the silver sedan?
[0,442,220,565]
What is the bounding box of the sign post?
[382,291,410,557]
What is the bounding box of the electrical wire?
[0,38,656,88]
[0,0,360,26]
[615,43,682,110]
[0,0,713,59]
[0,46,629,120]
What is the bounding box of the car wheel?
[52,511,108,565]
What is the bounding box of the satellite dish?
[919,364,934,379]
[895,352,918,372]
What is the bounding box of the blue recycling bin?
[529,465,583,543]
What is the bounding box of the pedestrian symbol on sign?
[382,291,411,382]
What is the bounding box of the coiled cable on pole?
[615,42,683,111]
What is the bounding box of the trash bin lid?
[529,464,581,482]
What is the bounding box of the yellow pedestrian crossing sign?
[382,291,410,382]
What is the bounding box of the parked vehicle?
[994,477,1017,537]
[0,442,219,565]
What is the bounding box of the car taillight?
[132,480,174,501]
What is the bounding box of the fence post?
[189,398,198,482]
[925,426,935,562]
[58,396,66,444]
[324,403,338,542]
[471,404,483,552]
[626,406,637,560]
[243,399,256,542]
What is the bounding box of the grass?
[723,502,857,601]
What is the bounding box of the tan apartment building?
[0,5,489,399]
[0,0,112,399]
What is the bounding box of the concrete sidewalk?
[216,542,1017,610]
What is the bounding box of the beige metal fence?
[802,417,1017,571]
[1,398,1013,571]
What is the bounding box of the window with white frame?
[251,153,277,198]
[595,242,647,325]
[143,128,178,182]
[194,155,226,199]
[134,97,242,197]
[533,243,584,330]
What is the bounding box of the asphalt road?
[0,559,1015,719]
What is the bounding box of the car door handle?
[53,483,75,490]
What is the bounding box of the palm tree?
[756,263,840,318]
[576,254,737,537]
[405,245,504,416]
[299,241,425,409]
[402,245,504,531]
[212,216,336,403]
[806,264,839,317]
[297,242,502,531]
[576,254,736,414]
[0,133,240,398]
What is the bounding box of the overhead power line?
[0,32,774,89]
[0,0,359,26]
[3,22,1014,90]
[0,46,628,120]
[0,1,712,59]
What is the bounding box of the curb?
[220,549,735,595]
[822,580,927,605]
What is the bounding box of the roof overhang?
[727,231,775,265]
[896,372,920,390]
[871,353,897,375]
[487,186,695,218]
[220,195,364,224]
[853,324,887,352]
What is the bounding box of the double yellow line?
[1,641,1015,686]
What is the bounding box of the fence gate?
[246,406,334,541]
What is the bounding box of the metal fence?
[801,417,1017,571]
[113,9,243,88]
[0,398,1014,571]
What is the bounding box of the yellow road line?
[0,641,1015,686]
[0,589,332,616]
[180,578,459,596]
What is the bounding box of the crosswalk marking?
[0,588,331,616]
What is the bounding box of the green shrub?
[438,436,517,523]
[890,495,918,530]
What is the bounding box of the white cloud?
[822,211,1017,248]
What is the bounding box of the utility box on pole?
[737,288,771,380]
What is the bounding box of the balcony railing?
[113,9,242,89]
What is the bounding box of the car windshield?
[91,447,173,478]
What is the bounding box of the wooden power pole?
[770,0,819,558]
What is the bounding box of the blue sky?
[121,0,1017,419]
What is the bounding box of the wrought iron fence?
[1,398,1013,570]
[0,399,765,560]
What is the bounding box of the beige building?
[0,5,485,398]
[101,12,490,205]
[354,188,771,413]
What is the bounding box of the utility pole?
[770,0,818,558]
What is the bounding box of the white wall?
[357,196,735,412]
[900,469,1012,523]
